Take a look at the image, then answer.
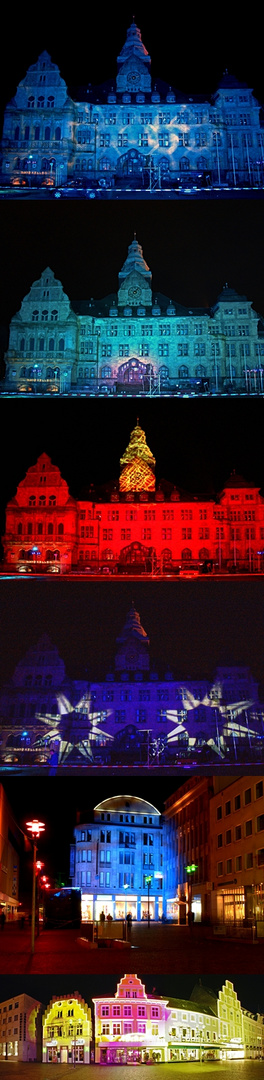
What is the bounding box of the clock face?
[127,71,140,86]
[126,651,136,662]
[128,286,141,299]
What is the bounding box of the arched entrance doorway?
[118,541,156,573]
[117,358,154,391]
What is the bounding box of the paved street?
[0,922,263,975]
[0,1062,263,1079]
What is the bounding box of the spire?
[115,603,150,672]
[117,21,150,65]
[118,239,152,309]
[116,21,151,94]
[119,422,156,492]
[119,238,152,283]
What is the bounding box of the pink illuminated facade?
[93,974,168,1065]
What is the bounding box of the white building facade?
[0,993,42,1062]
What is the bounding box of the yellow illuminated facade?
[119,421,156,491]
[42,993,91,1064]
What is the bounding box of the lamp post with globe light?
[26,819,45,953]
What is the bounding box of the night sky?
[1,398,264,533]
[0,973,263,1017]
[1,202,264,354]
[1,6,264,122]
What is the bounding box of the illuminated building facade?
[3,248,264,395]
[0,993,42,1062]
[3,422,264,573]
[70,795,164,923]
[93,973,168,1065]
[164,776,264,926]
[92,976,263,1063]
[42,993,91,1064]
[0,613,263,768]
[1,23,264,192]
[210,776,264,927]
[0,783,21,919]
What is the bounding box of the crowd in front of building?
[0,977,263,1064]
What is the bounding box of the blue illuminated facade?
[70,795,164,922]
[1,22,264,193]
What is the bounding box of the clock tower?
[118,236,152,309]
[116,20,151,95]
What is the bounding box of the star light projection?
[163,682,260,759]
[35,692,113,764]
[119,421,156,491]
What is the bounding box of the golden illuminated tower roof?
[119,421,156,492]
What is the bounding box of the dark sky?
[1,6,264,124]
[1,202,264,353]
[2,774,185,892]
[0,973,263,1016]
[1,398,264,530]
[1,577,264,686]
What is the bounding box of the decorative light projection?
[35,692,113,764]
[163,681,261,760]
[119,420,156,491]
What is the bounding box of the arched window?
[34,126,40,140]
[47,522,53,535]
[199,547,210,559]
[29,496,36,506]
[59,338,64,351]
[181,548,192,560]
[17,522,23,535]
[39,496,46,506]
[159,365,169,379]
[24,126,30,141]
[180,157,190,171]
[27,96,34,108]
[20,338,25,352]
[47,96,55,108]
[55,126,61,140]
[48,338,54,351]
[29,338,35,351]
[58,523,64,535]
[41,310,48,321]
[14,126,20,140]
[178,365,189,378]
[37,96,45,108]
[101,549,114,561]
[39,338,45,351]
[32,310,39,322]
[45,126,51,141]
[100,157,111,171]
[51,310,58,321]
[195,365,206,377]
[101,365,112,378]
[49,495,56,506]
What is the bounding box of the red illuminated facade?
[2,423,264,572]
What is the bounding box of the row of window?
[217,849,264,874]
[217,817,264,847]
[216,783,263,818]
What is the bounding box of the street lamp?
[26,819,45,953]
[145,875,153,926]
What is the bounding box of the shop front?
[114,895,137,920]
[99,1042,165,1064]
[216,887,245,924]
[81,893,93,922]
